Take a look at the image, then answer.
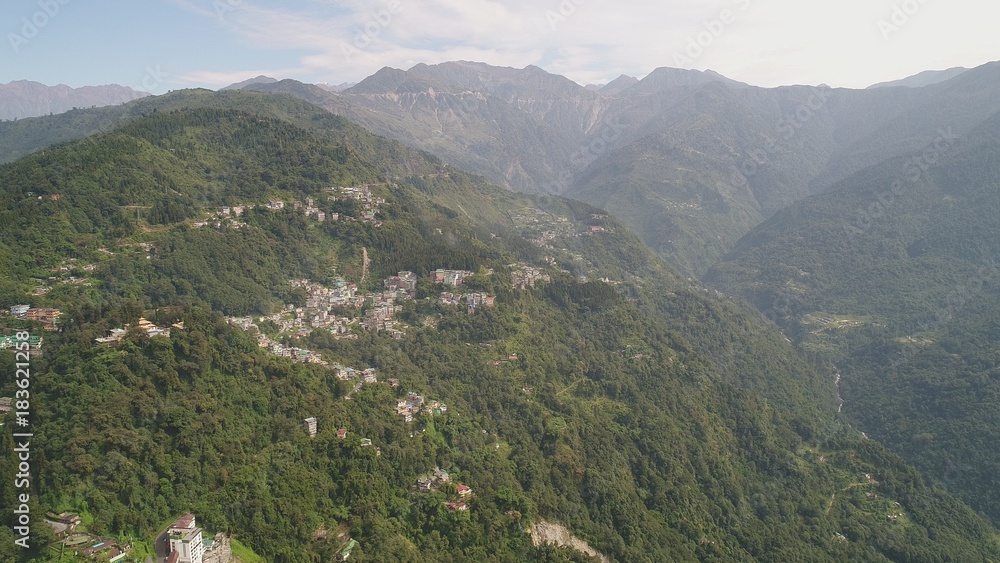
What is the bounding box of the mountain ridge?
[4,60,1000,280]
[705,108,1000,525]
[221,75,279,90]
[0,80,148,121]
[868,66,970,89]
[237,60,1000,276]
[2,90,999,561]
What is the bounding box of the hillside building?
[166,513,204,563]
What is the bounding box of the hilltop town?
[195,184,390,230]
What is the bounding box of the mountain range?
[6,64,996,278]
[4,60,1000,560]
[706,105,1000,525]
[228,61,1000,276]
[0,80,148,121]
[6,89,999,561]
[867,67,969,89]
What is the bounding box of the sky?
[1,0,997,93]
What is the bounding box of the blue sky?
[2,0,997,92]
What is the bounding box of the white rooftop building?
[167,513,204,563]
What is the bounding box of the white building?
[167,513,204,563]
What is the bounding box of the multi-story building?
[384,271,417,295]
[166,513,204,563]
[24,307,61,330]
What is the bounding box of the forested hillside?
[244,61,1000,276]
[6,63,1000,279]
[707,110,1000,526]
[2,94,999,561]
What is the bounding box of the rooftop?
[170,513,196,530]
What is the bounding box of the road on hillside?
[153,528,169,563]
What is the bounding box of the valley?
[2,60,1000,562]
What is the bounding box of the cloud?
[174,0,1000,89]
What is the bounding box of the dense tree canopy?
[1,100,998,562]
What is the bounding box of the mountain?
[221,75,279,90]
[0,87,351,166]
[222,76,358,93]
[598,75,638,95]
[868,67,969,89]
[235,63,804,275]
[316,81,356,93]
[246,62,607,202]
[619,67,744,95]
[0,80,148,120]
[568,80,839,275]
[2,90,999,561]
[807,62,1000,193]
[238,61,1000,277]
[4,61,1000,280]
[706,109,1000,525]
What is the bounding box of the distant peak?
[867,67,970,89]
[0,81,148,120]
[598,74,640,95]
[221,75,279,91]
[315,82,356,93]
[628,67,742,94]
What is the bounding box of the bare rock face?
[530,521,610,563]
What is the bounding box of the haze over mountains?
[231,59,1000,530]
[9,89,1000,561]
[706,105,1000,524]
[4,57,1000,560]
[867,67,970,89]
[0,81,148,121]
[3,62,998,278]
[227,61,998,276]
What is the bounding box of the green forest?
[708,111,1000,531]
[1,95,999,561]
